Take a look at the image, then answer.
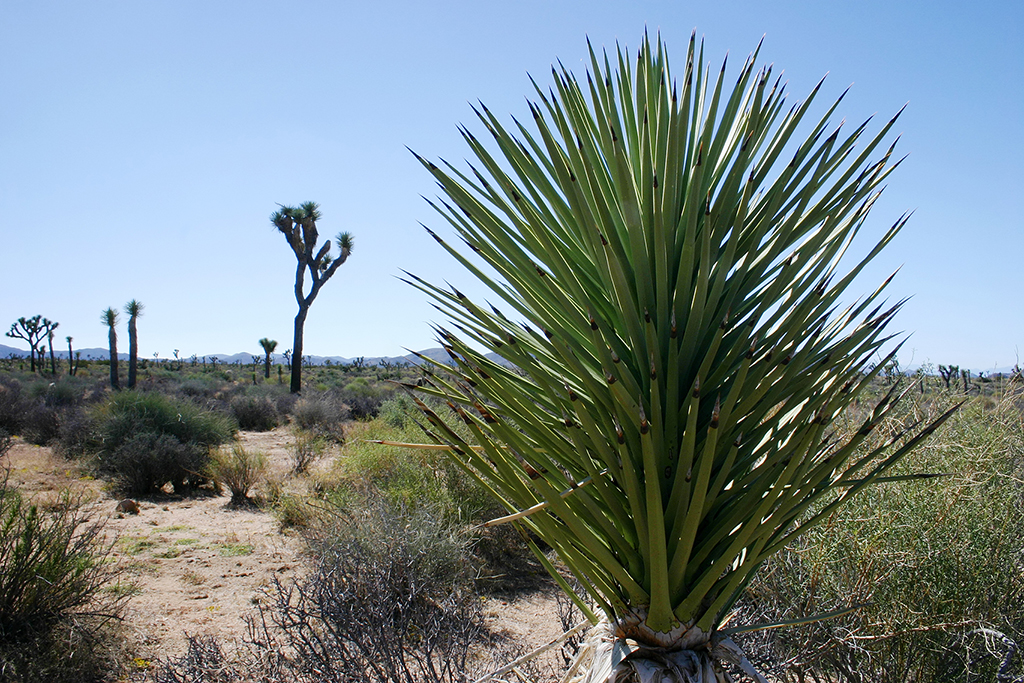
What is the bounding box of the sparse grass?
[119,536,157,555]
[215,542,253,557]
[180,570,205,586]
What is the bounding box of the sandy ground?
[3,428,569,679]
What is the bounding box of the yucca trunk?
[108,326,120,391]
[127,315,138,388]
[400,32,953,682]
[290,308,307,394]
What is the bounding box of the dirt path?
[4,430,306,666]
[3,428,570,679]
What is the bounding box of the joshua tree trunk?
[102,307,120,390]
[67,337,75,376]
[47,331,57,375]
[290,309,307,393]
[127,320,138,388]
[108,326,120,390]
[125,300,144,389]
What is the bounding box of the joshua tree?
[258,338,278,379]
[6,315,48,372]
[124,299,144,389]
[101,307,120,390]
[938,364,959,389]
[271,202,354,393]
[66,336,76,376]
[397,34,956,682]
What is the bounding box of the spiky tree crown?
[403,33,954,650]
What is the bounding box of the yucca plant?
[398,33,956,682]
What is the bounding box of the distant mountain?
[0,343,508,369]
[0,343,125,361]
[197,347,479,367]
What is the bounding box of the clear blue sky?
[2,1,1020,371]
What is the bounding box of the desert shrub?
[337,403,494,520]
[333,405,534,589]
[175,376,223,400]
[272,493,317,530]
[27,379,81,408]
[206,445,267,506]
[20,402,61,445]
[0,618,129,683]
[291,430,327,474]
[378,394,415,428]
[54,407,97,458]
[0,476,126,657]
[0,430,10,459]
[97,391,235,455]
[259,496,482,683]
[269,390,298,419]
[155,633,285,683]
[0,377,27,435]
[102,432,209,496]
[229,394,279,432]
[292,393,348,441]
[736,390,1024,683]
[94,392,235,495]
[333,378,392,421]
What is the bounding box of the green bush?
[20,402,61,445]
[0,619,128,683]
[94,392,235,495]
[737,390,1024,683]
[54,407,96,458]
[206,445,267,506]
[292,393,347,441]
[0,377,27,435]
[97,391,235,454]
[337,402,492,520]
[27,379,80,408]
[103,432,208,496]
[229,394,279,432]
[334,379,392,420]
[0,475,125,654]
[175,376,225,400]
[0,474,128,682]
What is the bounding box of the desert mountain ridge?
[0,343,468,368]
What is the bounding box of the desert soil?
[3,427,569,680]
